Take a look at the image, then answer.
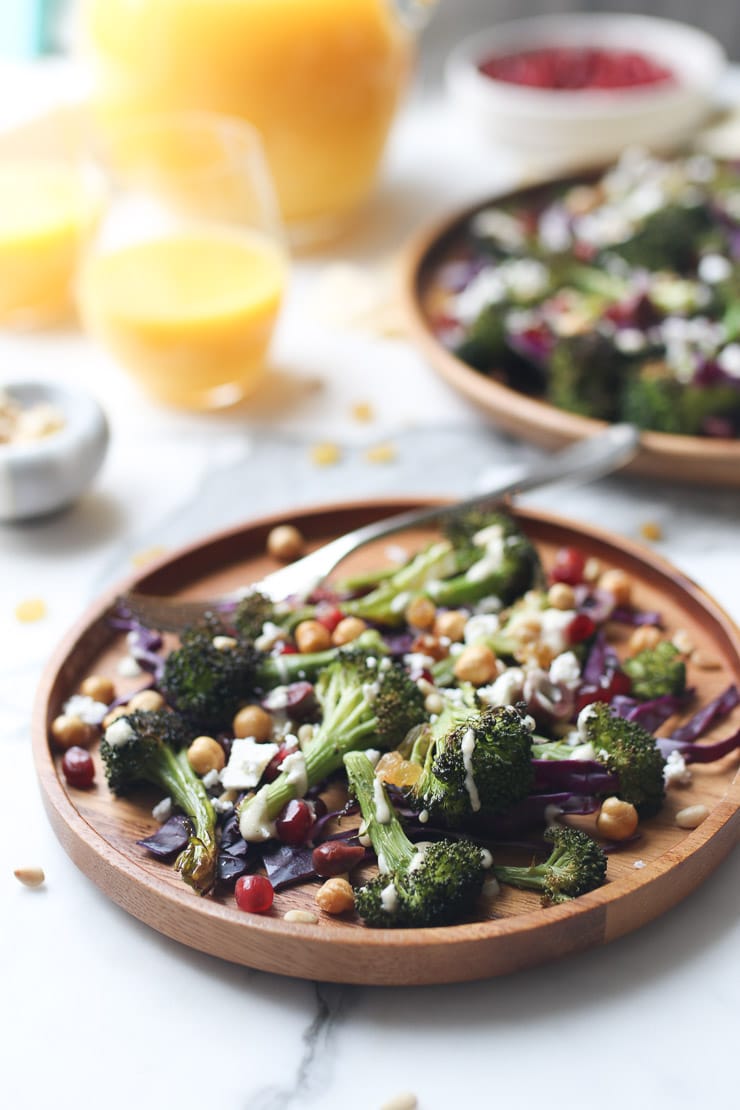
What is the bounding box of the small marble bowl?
[0,380,109,522]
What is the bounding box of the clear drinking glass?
[77,112,288,410]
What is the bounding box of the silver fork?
[123,424,639,631]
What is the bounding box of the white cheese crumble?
[698,253,732,284]
[718,343,740,379]
[377,851,389,875]
[221,738,279,791]
[539,608,577,655]
[202,769,221,790]
[213,797,234,815]
[117,655,143,678]
[478,667,525,708]
[212,635,237,651]
[633,859,646,870]
[549,650,582,689]
[151,797,172,822]
[255,621,286,652]
[408,842,431,873]
[463,613,500,644]
[63,694,109,725]
[104,717,136,748]
[663,749,693,787]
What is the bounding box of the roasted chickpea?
[51,714,93,750]
[453,644,498,686]
[128,689,165,712]
[547,582,576,611]
[187,735,226,775]
[267,524,304,563]
[233,704,274,741]
[433,610,467,642]
[79,674,115,704]
[332,616,367,646]
[295,620,332,654]
[315,877,355,915]
[404,597,436,630]
[627,625,662,654]
[596,797,639,841]
[599,568,632,607]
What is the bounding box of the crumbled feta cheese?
[63,694,109,725]
[152,797,172,822]
[202,769,221,790]
[522,715,536,733]
[403,652,436,672]
[117,655,143,678]
[255,621,285,652]
[418,809,429,824]
[471,208,526,250]
[105,717,136,748]
[633,859,646,870]
[464,613,500,644]
[663,749,693,787]
[614,328,647,354]
[698,253,732,284]
[221,738,279,791]
[477,667,525,708]
[549,650,581,689]
[238,784,276,841]
[718,343,740,379]
[213,798,234,815]
[455,267,507,322]
[539,608,577,655]
[474,596,503,615]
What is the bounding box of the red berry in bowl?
[235,874,274,914]
[275,798,314,844]
[567,613,596,645]
[550,546,586,586]
[61,746,95,789]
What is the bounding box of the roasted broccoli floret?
[338,509,541,626]
[623,641,687,701]
[344,750,485,928]
[621,361,740,436]
[548,332,628,421]
[406,701,534,825]
[238,657,426,841]
[493,825,607,904]
[605,203,711,272]
[100,709,217,895]
[584,702,666,815]
[232,589,279,642]
[162,616,386,730]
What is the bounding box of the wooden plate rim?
[400,182,740,483]
[32,498,740,982]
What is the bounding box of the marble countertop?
[2,62,740,1110]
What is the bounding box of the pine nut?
[14,866,45,888]
[676,804,710,829]
[284,909,319,924]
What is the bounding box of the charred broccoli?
[584,702,666,815]
[345,750,486,928]
[621,361,740,436]
[493,825,607,904]
[238,657,426,841]
[338,509,541,626]
[406,701,534,825]
[548,332,627,421]
[623,641,687,701]
[100,709,217,895]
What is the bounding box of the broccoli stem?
[344,751,416,872]
[157,747,217,895]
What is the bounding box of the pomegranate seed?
[315,605,345,633]
[275,798,314,844]
[61,746,95,789]
[550,546,586,586]
[277,643,298,655]
[235,874,274,914]
[567,613,596,645]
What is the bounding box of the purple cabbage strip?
[311,804,358,844]
[668,684,740,745]
[610,606,663,628]
[474,792,601,839]
[109,610,166,682]
[582,631,620,686]
[611,692,691,734]
[574,586,616,625]
[531,759,620,796]
[261,844,318,891]
[657,725,740,764]
[137,815,192,859]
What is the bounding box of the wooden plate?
[401,186,740,487]
[33,499,740,985]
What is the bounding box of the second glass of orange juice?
[78,113,287,410]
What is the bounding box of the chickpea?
[315,877,355,915]
[405,597,436,630]
[332,616,367,647]
[233,704,273,741]
[294,620,332,654]
[79,674,115,704]
[583,557,602,584]
[434,610,467,643]
[128,689,165,712]
[547,582,576,611]
[599,568,632,607]
[187,735,226,776]
[103,705,129,729]
[596,797,639,841]
[51,714,93,750]
[627,625,662,654]
[453,644,498,686]
[267,524,304,563]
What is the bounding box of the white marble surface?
[2,62,740,1110]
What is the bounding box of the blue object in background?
[0,0,66,58]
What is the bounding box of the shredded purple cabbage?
[137,815,192,859]
[669,684,740,744]
[582,632,621,686]
[657,725,740,764]
[532,759,620,796]
[610,606,663,628]
[475,792,601,838]
[611,692,691,733]
[109,608,166,681]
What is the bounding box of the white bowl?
[0,380,109,522]
[445,14,727,162]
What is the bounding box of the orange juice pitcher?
[83,0,438,246]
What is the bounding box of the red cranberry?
[315,605,345,633]
[235,874,274,914]
[275,798,314,845]
[61,746,95,789]
[567,613,596,645]
[550,546,586,586]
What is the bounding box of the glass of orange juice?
[77,113,288,410]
